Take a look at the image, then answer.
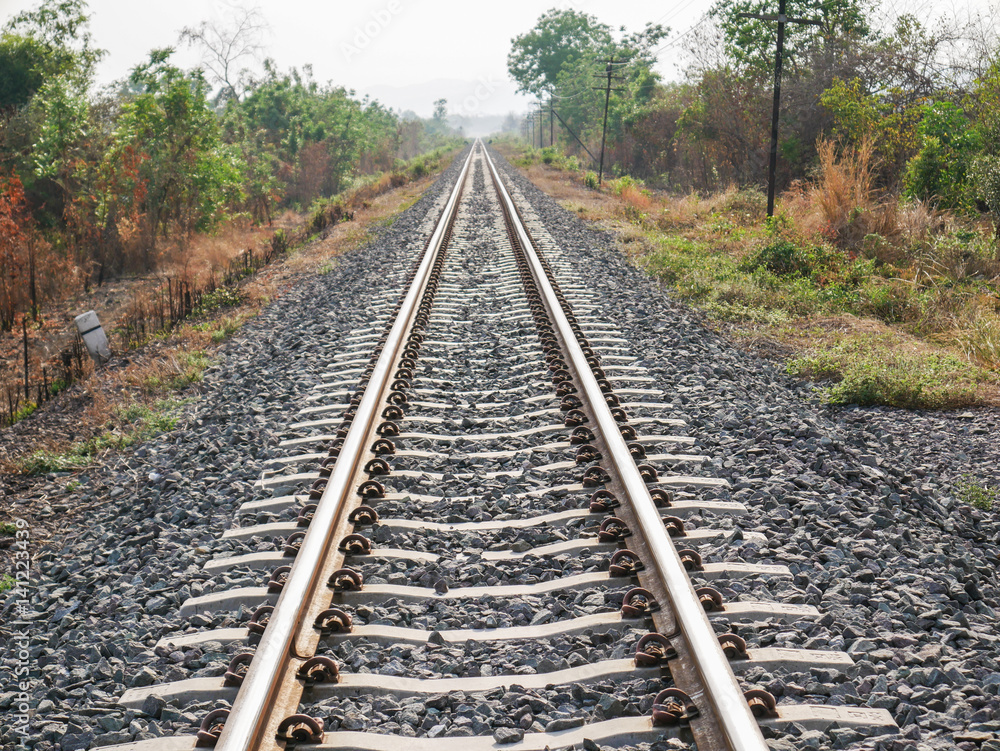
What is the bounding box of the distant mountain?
[360,77,533,120]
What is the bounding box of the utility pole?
[536,101,544,149]
[738,1,821,216]
[593,59,625,186]
[549,97,554,147]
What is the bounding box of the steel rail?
[215,146,476,751]
[481,143,769,751]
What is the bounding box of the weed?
[584,172,599,190]
[190,314,247,343]
[741,239,819,277]
[956,475,998,510]
[787,336,993,408]
[10,400,38,424]
[17,398,189,475]
[0,522,17,535]
[271,229,289,255]
[0,574,15,592]
[319,261,336,275]
[610,175,645,196]
[65,480,81,492]
[142,351,214,393]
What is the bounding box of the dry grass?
[953,304,1000,369]
[619,184,653,211]
[160,219,273,281]
[782,139,900,251]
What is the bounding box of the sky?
[1,0,997,117]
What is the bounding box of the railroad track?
[104,142,896,751]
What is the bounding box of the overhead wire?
[649,14,712,57]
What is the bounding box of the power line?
[650,15,711,57]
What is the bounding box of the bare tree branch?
[180,2,269,102]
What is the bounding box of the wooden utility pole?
[536,101,544,148]
[738,1,821,216]
[593,59,625,186]
[549,97,554,147]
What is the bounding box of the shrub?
[904,102,983,212]
[193,287,244,317]
[271,229,289,255]
[720,187,767,216]
[583,171,599,189]
[409,159,428,179]
[970,154,1000,239]
[739,239,831,277]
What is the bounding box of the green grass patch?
[17,398,190,475]
[787,336,995,408]
[192,315,247,343]
[11,401,38,424]
[956,475,998,510]
[142,350,214,393]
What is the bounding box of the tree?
[507,9,613,96]
[904,101,983,211]
[180,3,269,103]
[0,34,50,110]
[708,0,869,79]
[431,98,448,134]
[111,49,242,259]
[31,75,89,192]
[2,0,104,93]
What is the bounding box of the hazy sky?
[1,0,996,117]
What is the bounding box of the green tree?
[0,34,50,109]
[111,49,242,258]
[708,0,869,78]
[820,77,921,182]
[904,102,983,211]
[1,0,103,99]
[31,75,89,191]
[507,9,613,96]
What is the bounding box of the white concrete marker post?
[74,310,111,364]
